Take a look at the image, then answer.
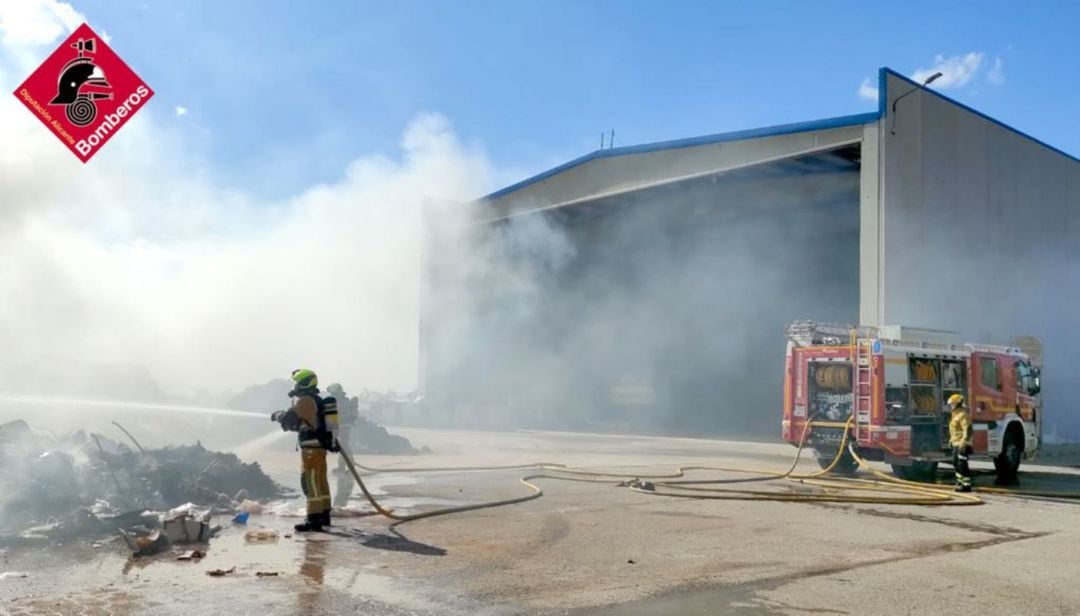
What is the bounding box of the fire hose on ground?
[330,418,1080,526]
[333,419,978,525]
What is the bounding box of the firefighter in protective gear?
[328,383,358,507]
[287,368,333,532]
[947,393,974,492]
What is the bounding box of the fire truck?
[781,321,1042,480]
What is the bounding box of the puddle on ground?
[2,514,449,615]
[360,473,421,496]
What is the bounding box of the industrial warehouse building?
[420,67,1080,441]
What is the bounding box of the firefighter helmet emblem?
[48,37,113,127]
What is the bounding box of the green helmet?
[291,368,318,391]
[328,383,344,396]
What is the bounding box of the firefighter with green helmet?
[947,393,973,492]
[271,368,339,532]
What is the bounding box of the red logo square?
[12,23,154,163]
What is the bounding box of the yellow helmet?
[947,393,965,409]
[291,368,318,391]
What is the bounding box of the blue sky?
[75,0,1080,199]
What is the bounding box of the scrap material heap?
[0,419,288,544]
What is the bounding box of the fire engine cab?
[782,321,1042,480]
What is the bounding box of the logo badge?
[13,23,154,163]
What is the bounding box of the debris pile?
[346,413,420,455]
[120,527,170,556]
[119,503,220,556]
[161,503,216,543]
[0,419,288,545]
[118,442,285,508]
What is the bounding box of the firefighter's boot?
[319,511,332,527]
[294,515,325,533]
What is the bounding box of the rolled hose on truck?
[814,365,851,391]
[334,419,1080,525]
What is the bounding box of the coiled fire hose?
[814,365,851,391]
[912,361,938,382]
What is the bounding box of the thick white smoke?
[0,1,491,401]
[2,2,866,445]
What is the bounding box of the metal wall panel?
[879,71,1080,441]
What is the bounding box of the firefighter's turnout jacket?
[948,407,973,449]
[293,394,323,449]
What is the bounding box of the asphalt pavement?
[4,427,1080,615]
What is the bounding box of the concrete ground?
[3,427,1080,615]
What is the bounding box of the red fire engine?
[782,321,1042,480]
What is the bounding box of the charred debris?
[0,419,287,546]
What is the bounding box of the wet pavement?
[4,427,1080,615]
[0,491,464,615]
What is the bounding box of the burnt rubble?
[0,419,289,545]
[347,413,420,455]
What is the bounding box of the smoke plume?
[0,2,490,406]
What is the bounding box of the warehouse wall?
[878,69,1080,441]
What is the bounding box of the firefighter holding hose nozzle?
[271,368,340,532]
[946,394,973,492]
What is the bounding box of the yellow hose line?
[843,442,980,504]
[967,486,1075,498]
[633,419,982,507]
[337,418,1080,524]
[339,443,544,522]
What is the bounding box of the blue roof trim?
[880,67,1079,164]
[484,111,880,201]
[878,67,887,118]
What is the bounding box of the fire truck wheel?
[994,426,1024,479]
[891,461,938,482]
[816,448,858,476]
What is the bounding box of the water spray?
[0,394,266,420]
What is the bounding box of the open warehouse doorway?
[421,140,864,438]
